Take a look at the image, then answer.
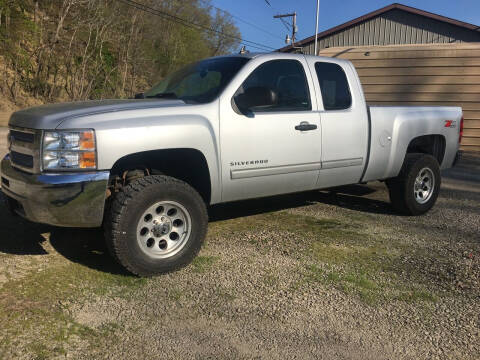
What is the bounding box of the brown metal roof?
[278,3,480,52]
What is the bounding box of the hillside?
[0,0,240,126]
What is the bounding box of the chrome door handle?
[295,122,317,131]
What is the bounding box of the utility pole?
[274,12,297,47]
[314,0,320,55]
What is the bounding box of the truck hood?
[9,99,187,130]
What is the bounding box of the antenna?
[314,0,320,55]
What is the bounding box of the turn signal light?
[79,131,95,150]
[79,152,96,169]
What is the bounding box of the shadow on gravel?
[209,190,320,222]
[0,190,128,275]
[316,184,397,216]
[0,191,50,255]
[49,228,130,276]
[440,184,480,201]
[209,184,394,222]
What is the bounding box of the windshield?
[144,57,250,104]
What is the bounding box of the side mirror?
[234,86,277,113]
[134,92,145,99]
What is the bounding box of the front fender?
[57,104,221,203]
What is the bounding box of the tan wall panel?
[465,129,480,137]
[461,137,480,146]
[363,84,480,93]
[462,112,480,121]
[321,49,480,60]
[352,58,480,68]
[356,67,480,76]
[464,120,480,129]
[365,93,479,102]
[461,145,480,152]
[360,76,480,85]
[319,43,480,54]
[368,101,480,111]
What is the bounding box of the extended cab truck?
[1,53,462,276]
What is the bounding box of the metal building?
[279,3,480,54]
[279,3,480,152]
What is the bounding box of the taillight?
[459,115,464,144]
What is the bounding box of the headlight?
[42,130,96,170]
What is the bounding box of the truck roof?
[217,52,351,66]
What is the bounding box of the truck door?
[305,59,369,188]
[219,57,322,202]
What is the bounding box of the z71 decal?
[444,120,456,128]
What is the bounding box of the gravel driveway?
[0,126,479,359]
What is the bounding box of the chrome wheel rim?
[136,201,191,259]
[414,167,435,204]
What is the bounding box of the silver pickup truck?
[1,53,462,276]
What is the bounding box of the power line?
[279,17,291,32]
[263,0,306,40]
[263,1,291,34]
[116,0,275,51]
[197,0,284,42]
[118,0,274,51]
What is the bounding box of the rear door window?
[314,62,351,110]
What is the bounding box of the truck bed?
[362,105,462,182]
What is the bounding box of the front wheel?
[386,153,441,216]
[104,175,208,276]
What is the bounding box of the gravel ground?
[0,126,479,359]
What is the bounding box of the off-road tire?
[386,153,441,216]
[104,175,208,276]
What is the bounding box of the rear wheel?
[386,153,441,215]
[104,175,208,276]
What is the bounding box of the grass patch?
[304,265,382,305]
[305,264,325,282]
[396,289,437,303]
[304,262,439,306]
[215,288,236,302]
[344,273,377,290]
[191,255,218,273]
[210,210,446,305]
[0,262,147,359]
[212,211,403,304]
[263,270,279,287]
[250,212,441,305]
[209,211,352,238]
[167,288,184,302]
[343,273,379,305]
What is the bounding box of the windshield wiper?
[145,92,178,99]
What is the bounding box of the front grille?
[8,127,40,173]
[10,151,34,168]
[10,130,34,143]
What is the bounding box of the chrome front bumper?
[1,155,109,227]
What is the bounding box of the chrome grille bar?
[8,127,41,173]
